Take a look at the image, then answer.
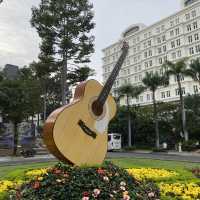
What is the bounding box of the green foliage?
[31,0,95,104]
[142,72,169,92]
[11,162,160,200]
[184,58,200,83]
[181,140,200,152]
[68,65,95,85]
[0,67,42,154]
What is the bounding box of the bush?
[181,140,200,152]
[10,162,160,200]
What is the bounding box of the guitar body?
[43,80,117,166]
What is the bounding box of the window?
[171,41,175,48]
[148,40,152,46]
[196,45,200,53]
[163,45,167,52]
[147,94,150,101]
[193,22,198,29]
[194,85,198,93]
[162,35,166,42]
[175,88,185,96]
[158,47,162,54]
[145,62,148,68]
[144,52,148,58]
[164,56,168,62]
[166,91,170,97]
[175,28,180,35]
[187,24,192,32]
[189,47,194,55]
[149,60,153,66]
[188,35,193,43]
[170,21,174,27]
[194,33,199,41]
[159,58,163,64]
[177,50,182,57]
[176,39,181,46]
[161,92,165,99]
[149,50,152,56]
[175,18,179,24]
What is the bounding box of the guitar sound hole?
[92,101,103,116]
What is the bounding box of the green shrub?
[181,140,200,151]
[10,162,160,200]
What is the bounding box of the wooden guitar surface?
[43,80,116,166]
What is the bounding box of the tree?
[31,0,95,105]
[142,72,169,149]
[29,58,56,121]
[116,84,144,147]
[185,58,200,85]
[0,67,42,155]
[163,58,189,141]
[68,65,95,86]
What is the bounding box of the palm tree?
[185,58,200,85]
[117,84,144,147]
[142,72,169,149]
[163,58,189,141]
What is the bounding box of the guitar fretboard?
[97,42,129,106]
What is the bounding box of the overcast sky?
[0,0,182,81]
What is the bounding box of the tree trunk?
[177,77,188,141]
[61,53,67,105]
[43,92,47,121]
[13,122,18,156]
[153,90,159,149]
[127,95,132,147]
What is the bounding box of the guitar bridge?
[78,120,97,139]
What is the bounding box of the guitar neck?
[97,42,129,106]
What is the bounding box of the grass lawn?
[0,158,200,199]
[0,158,199,182]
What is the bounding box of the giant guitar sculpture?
[43,41,129,166]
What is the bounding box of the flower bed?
[8,162,160,200]
[1,163,200,200]
[127,168,178,181]
[160,182,200,200]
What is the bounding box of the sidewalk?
[0,154,56,166]
[124,149,200,157]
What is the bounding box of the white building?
[102,0,200,106]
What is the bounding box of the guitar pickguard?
[95,103,110,134]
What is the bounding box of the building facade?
[102,0,200,106]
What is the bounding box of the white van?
[108,133,121,151]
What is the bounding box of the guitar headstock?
[121,41,129,50]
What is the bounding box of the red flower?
[97,168,105,175]
[53,169,62,174]
[83,191,90,197]
[32,181,40,189]
[16,190,21,200]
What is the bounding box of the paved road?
[0,152,200,166]
[107,152,200,163]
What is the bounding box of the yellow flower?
[159,182,200,200]
[25,168,48,177]
[127,168,177,181]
